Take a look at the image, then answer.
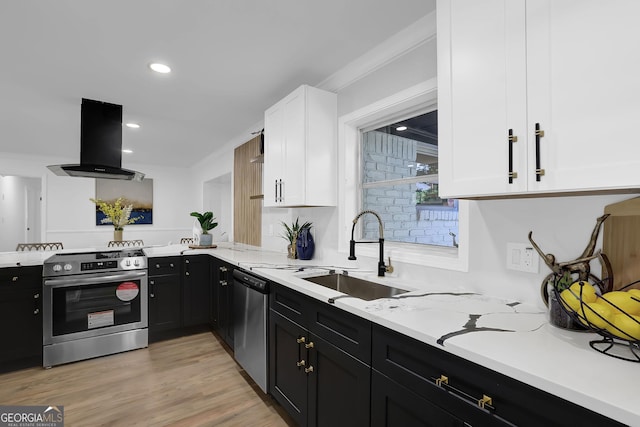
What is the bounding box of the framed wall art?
[94,178,153,225]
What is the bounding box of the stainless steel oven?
[42,249,148,367]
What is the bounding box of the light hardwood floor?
[0,332,295,426]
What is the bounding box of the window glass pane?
[360,109,459,248]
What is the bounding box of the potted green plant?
[190,211,218,246]
[281,217,312,259]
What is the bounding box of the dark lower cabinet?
[371,370,464,427]
[269,283,371,427]
[308,333,370,427]
[149,274,182,335]
[212,258,234,347]
[148,256,181,341]
[372,324,625,427]
[270,309,308,426]
[182,255,211,327]
[0,265,42,372]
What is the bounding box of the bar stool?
[107,240,144,248]
[16,242,64,251]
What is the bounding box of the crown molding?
[317,10,436,93]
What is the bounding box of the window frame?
[337,79,469,272]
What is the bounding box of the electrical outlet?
[506,242,539,273]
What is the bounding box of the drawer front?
[0,265,42,288]
[310,302,371,364]
[149,256,181,276]
[270,282,311,328]
[372,324,624,427]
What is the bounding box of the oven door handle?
[44,270,147,288]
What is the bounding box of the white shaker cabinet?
[263,85,337,207]
[438,0,640,198]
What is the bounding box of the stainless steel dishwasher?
[233,268,269,393]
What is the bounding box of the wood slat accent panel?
[234,136,263,246]
[0,332,294,426]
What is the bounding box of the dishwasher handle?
[232,269,269,294]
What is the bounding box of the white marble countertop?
[3,243,639,425]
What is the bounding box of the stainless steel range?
[42,249,148,367]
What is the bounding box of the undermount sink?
[302,272,409,301]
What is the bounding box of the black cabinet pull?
[535,123,545,181]
[275,179,278,203]
[508,129,518,183]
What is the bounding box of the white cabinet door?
[526,0,640,193]
[438,0,640,198]
[263,85,337,207]
[263,98,285,207]
[438,0,528,198]
[280,89,306,206]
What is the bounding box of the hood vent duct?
[47,98,145,181]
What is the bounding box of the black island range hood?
[47,98,145,181]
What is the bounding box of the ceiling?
[375,110,438,146]
[0,1,435,169]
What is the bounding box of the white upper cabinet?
[438,0,640,198]
[263,85,337,207]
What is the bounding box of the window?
[360,109,459,248]
[338,79,468,272]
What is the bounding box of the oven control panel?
[43,250,147,277]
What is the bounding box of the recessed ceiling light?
[125,123,140,129]
[149,62,171,74]
[396,126,408,131]
[122,149,133,154]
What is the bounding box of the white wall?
[0,153,198,250]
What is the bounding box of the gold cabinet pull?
[304,366,314,374]
[305,342,314,349]
[296,360,306,367]
[296,337,306,344]
[435,375,448,386]
[478,394,493,409]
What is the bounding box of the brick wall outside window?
[361,131,458,247]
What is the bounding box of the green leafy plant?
[190,211,218,234]
[281,217,312,245]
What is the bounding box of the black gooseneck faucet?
[348,210,392,277]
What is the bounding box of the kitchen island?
[2,243,638,425]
